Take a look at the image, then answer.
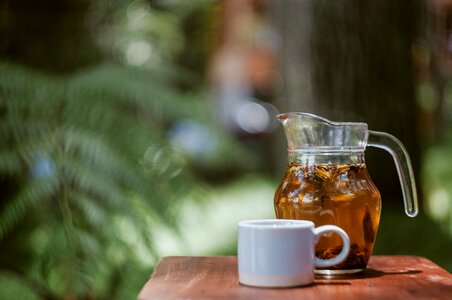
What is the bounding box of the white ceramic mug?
[237,219,350,287]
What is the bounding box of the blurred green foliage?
[0,62,190,299]
[422,129,452,235]
[374,208,452,272]
[0,0,252,298]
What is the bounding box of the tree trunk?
[269,0,423,205]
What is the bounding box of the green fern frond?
[69,64,192,121]
[61,158,124,205]
[0,59,224,298]
[71,191,107,230]
[0,149,22,175]
[0,176,59,239]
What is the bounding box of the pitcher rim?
[287,147,366,153]
[277,112,368,128]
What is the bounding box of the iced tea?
[274,163,381,273]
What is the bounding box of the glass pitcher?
[274,112,418,276]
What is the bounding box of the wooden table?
[138,256,452,299]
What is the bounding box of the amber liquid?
[274,163,381,272]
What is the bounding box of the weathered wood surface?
[138,256,452,299]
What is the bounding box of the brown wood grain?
[138,256,452,300]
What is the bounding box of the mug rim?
[238,219,314,229]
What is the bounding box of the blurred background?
[1,0,452,298]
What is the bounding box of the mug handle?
[313,225,350,268]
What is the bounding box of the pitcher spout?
[277,112,368,152]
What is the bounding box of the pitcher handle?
[367,130,418,217]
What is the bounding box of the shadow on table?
[314,268,422,283]
[364,268,422,278]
